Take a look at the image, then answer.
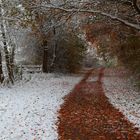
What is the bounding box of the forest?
[0,0,140,140]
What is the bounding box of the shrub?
[116,36,140,87]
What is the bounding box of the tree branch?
[37,5,140,30]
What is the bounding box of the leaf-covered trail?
[57,68,140,140]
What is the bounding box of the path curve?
[57,68,140,140]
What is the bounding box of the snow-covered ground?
[0,73,81,140]
[103,69,140,129]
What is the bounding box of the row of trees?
[0,0,87,84]
[0,0,140,84]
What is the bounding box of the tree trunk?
[0,3,14,84]
[42,40,48,73]
[50,27,57,72]
[0,50,4,83]
[0,23,14,84]
[9,46,15,80]
[50,43,57,72]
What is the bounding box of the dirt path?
[57,68,140,140]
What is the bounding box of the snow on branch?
[35,4,140,30]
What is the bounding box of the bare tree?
[42,40,48,73]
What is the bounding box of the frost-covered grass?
[0,73,81,140]
[103,69,140,129]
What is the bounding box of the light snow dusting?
[103,69,140,130]
[0,73,81,140]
